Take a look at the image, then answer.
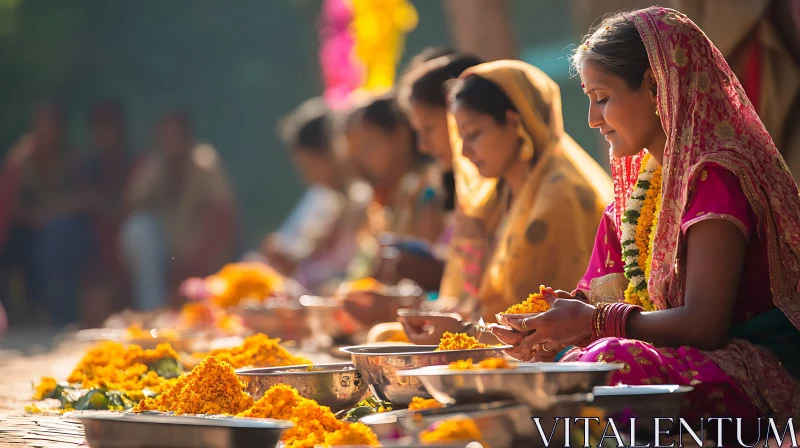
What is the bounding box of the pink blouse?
[577,163,773,323]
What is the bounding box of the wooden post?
[443,0,518,61]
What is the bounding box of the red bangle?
[619,303,641,339]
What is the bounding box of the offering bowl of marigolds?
[340,345,510,406]
[236,363,370,412]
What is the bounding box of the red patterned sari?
[563,6,800,425]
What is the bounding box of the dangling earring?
[517,123,534,162]
[655,106,660,117]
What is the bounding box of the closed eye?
[595,97,608,105]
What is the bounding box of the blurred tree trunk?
[443,0,517,61]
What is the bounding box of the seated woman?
[493,7,799,430]
[262,97,370,296]
[349,60,614,341]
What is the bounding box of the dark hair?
[399,53,484,109]
[158,109,193,135]
[447,74,517,123]
[346,94,410,133]
[402,47,458,75]
[278,97,332,155]
[88,100,125,125]
[570,12,651,90]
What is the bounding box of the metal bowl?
[398,362,622,410]
[228,300,312,342]
[591,385,693,433]
[340,344,511,406]
[68,411,292,448]
[236,363,370,412]
[360,401,532,447]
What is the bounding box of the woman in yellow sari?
[396,60,614,342]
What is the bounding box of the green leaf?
[147,358,182,379]
[73,390,110,411]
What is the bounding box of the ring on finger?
[541,341,550,352]
[521,318,528,331]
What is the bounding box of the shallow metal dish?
[236,362,370,412]
[360,401,532,447]
[72,328,204,352]
[228,300,312,342]
[398,362,621,410]
[67,411,292,448]
[591,385,694,433]
[340,344,511,405]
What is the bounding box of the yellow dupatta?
[439,60,614,321]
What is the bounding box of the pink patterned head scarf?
[603,7,800,326]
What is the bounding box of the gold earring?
[655,107,660,117]
[518,123,534,162]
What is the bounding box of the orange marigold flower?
[419,416,485,445]
[192,333,310,369]
[408,397,444,411]
[435,332,493,351]
[500,285,551,315]
[133,356,253,415]
[448,357,514,370]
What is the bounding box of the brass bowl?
[236,363,370,412]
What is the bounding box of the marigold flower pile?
[205,262,284,308]
[30,341,183,411]
[435,332,493,351]
[193,333,311,369]
[500,285,551,315]
[239,384,379,448]
[448,357,514,370]
[407,397,444,411]
[419,416,485,445]
[133,356,253,415]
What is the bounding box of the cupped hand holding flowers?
[491,287,594,361]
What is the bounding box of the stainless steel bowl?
[67,411,292,448]
[360,401,533,447]
[398,362,622,410]
[340,344,511,405]
[236,363,370,412]
[591,385,693,434]
[228,301,312,342]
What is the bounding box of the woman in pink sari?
[493,6,800,434]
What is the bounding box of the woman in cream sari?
[398,60,613,342]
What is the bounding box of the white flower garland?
[620,153,660,292]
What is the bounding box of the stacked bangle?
[590,302,642,341]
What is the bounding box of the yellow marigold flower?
[240,384,377,448]
[448,357,514,371]
[324,422,380,446]
[419,416,485,445]
[206,262,284,308]
[346,277,380,291]
[133,356,253,415]
[32,377,58,400]
[193,333,310,369]
[500,285,551,315]
[435,332,493,351]
[408,397,444,411]
[384,330,410,343]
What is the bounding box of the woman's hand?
[491,287,594,361]
[398,313,472,345]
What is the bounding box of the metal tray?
[66,411,292,448]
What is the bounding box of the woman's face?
[346,120,410,185]
[452,101,520,179]
[408,102,452,170]
[580,60,665,159]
